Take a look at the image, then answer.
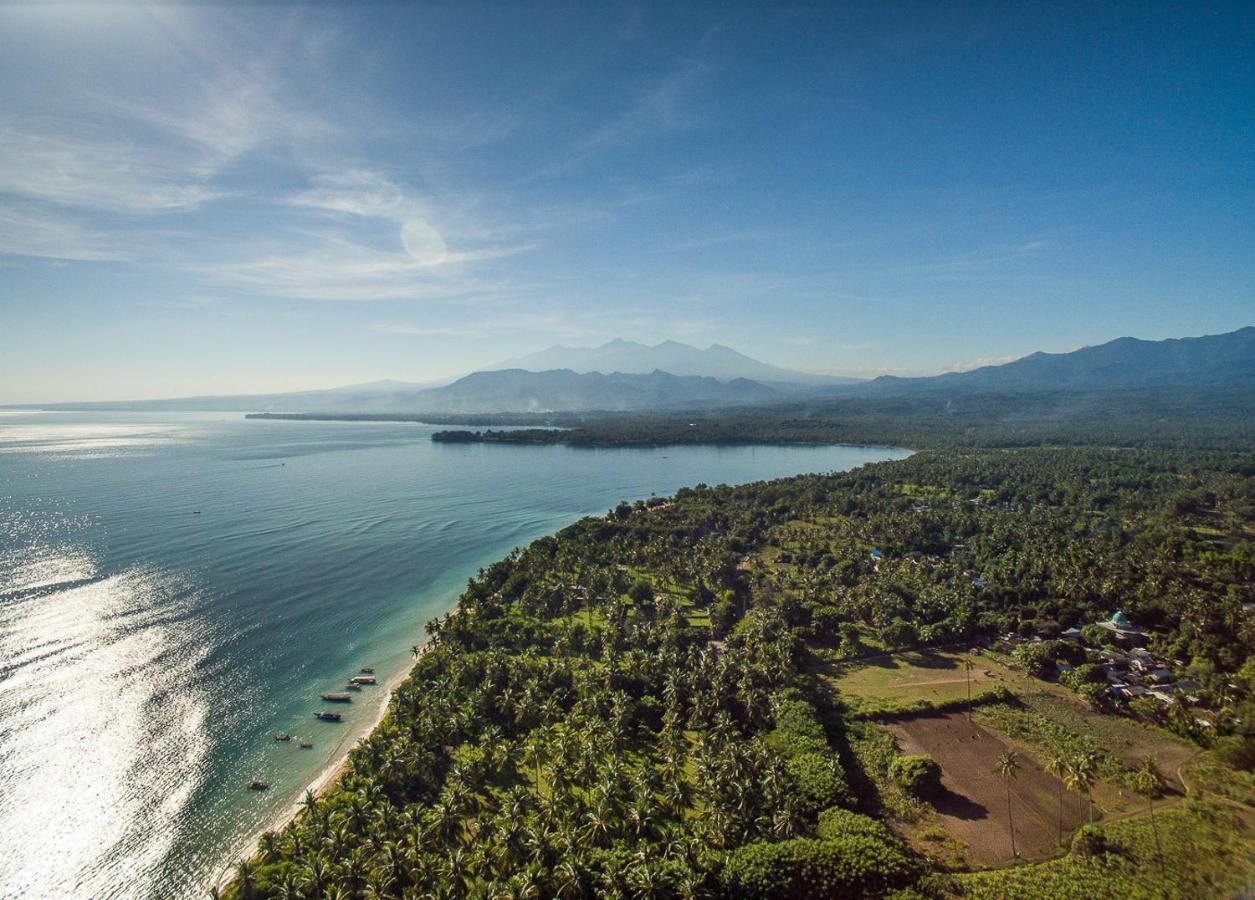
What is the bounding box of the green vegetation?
[225,447,1254,897]
[952,801,1251,898]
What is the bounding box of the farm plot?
[884,711,1087,865]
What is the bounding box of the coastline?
[212,645,425,893]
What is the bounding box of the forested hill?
[225,447,1255,899]
[855,326,1255,396]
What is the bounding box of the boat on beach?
[314,711,342,722]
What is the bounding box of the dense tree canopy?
[225,447,1253,898]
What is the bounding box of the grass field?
[819,647,1025,716]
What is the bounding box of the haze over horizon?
[1,2,1252,402]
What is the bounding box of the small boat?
[345,683,363,691]
[274,733,292,742]
[349,676,377,685]
[299,741,313,749]
[321,693,352,703]
[359,667,375,674]
[314,711,342,722]
[249,780,270,790]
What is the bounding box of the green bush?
[1071,824,1107,858]
[816,807,894,842]
[1213,735,1255,772]
[721,834,918,899]
[787,752,852,814]
[890,754,943,799]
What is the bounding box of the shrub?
[890,754,943,799]
[1213,735,1255,772]
[1071,824,1107,858]
[787,752,852,814]
[816,807,894,842]
[721,835,918,899]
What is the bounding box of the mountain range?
[856,326,1255,395]
[20,327,1253,415]
[490,339,858,385]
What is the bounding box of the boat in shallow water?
[321,693,352,702]
[314,711,342,722]
[349,676,377,685]
[248,780,269,791]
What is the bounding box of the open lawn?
[821,648,1020,715]
[884,711,1087,865]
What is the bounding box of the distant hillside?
[855,326,1254,396]
[409,369,779,413]
[491,339,858,386]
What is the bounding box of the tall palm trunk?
[1056,779,1063,843]
[1148,795,1165,880]
[1006,778,1018,858]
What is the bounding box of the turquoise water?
[0,411,910,898]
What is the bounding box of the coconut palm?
[1066,750,1100,823]
[995,749,1021,858]
[963,655,976,723]
[1043,747,1070,844]
[1134,756,1167,880]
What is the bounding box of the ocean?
[0,410,910,898]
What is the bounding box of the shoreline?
[212,645,425,893]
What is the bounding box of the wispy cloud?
[0,205,131,262]
[524,30,721,181]
[0,119,221,215]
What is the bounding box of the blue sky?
[0,1,1251,401]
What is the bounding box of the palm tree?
[1134,756,1167,881]
[963,655,975,723]
[1067,750,1100,824]
[995,749,1020,858]
[1043,747,1070,844]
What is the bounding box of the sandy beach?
[212,647,424,892]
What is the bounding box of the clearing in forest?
[884,711,1088,865]
[823,648,1017,714]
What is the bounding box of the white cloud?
[0,119,221,214]
[0,205,131,262]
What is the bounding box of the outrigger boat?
[314,711,342,722]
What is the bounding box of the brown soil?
[885,711,1088,865]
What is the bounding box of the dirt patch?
[885,711,1087,865]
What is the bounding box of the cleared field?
[822,648,1013,714]
[885,711,1088,865]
